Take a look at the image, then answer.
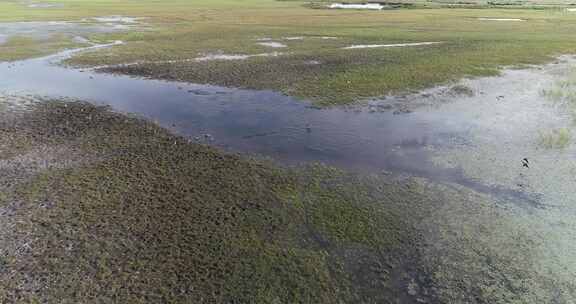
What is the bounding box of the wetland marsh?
[1,0,576,303]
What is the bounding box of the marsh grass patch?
[538,128,571,149]
[0,98,441,303]
[0,97,573,302]
[541,67,576,124]
[448,84,475,97]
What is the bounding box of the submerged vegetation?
[535,66,576,150]
[448,84,475,97]
[541,66,576,127]
[538,127,571,149]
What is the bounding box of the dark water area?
[0,46,537,204]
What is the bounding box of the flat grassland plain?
[1,0,576,303]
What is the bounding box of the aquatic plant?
[538,128,571,149]
[448,84,475,97]
[541,68,576,124]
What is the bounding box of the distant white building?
[329,3,385,10]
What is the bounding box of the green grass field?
[2,0,576,104]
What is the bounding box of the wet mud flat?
[1,44,576,302]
